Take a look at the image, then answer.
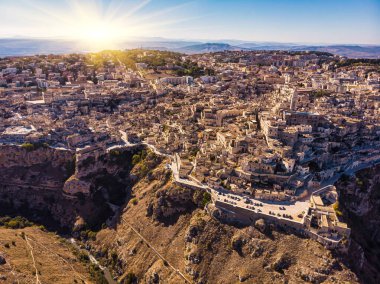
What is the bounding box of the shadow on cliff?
[335,165,380,284]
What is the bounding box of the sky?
[0,0,379,46]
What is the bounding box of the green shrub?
[37,225,46,231]
[78,251,90,263]
[0,216,33,229]
[20,142,47,151]
[138,163,149,177]
[87,231,97,241]
[21,143,35,151]
[132,149,148,166]
[132,154,141,166]
[333,202,343,217]
[88,263,107,284]
[79,229,97,241]
[201,192,212,207]
[356,178,363,186]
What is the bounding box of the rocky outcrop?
[336,164,380,284]
[0,145,142,231]
[0,145,369,283]
[63,177,91,195]
[148,184,197,223]
[89,160,358,284]
[254,218,266,233]
[0,145,73,169]
[0,145,74,188]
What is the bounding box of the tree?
[202,192,212,207]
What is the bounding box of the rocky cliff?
[0,145,372,283]
[0,145,142,231]
[89,159,358,284]
[0,144,74,187]
[335,164,380,284]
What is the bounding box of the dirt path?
[27,236,88,283]
[24,235,41,284]
[121,218,193,284]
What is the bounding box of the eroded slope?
[90,160,358,284]
[0,227,94,283]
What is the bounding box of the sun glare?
[74,18,122,51]
[7,0,194,52]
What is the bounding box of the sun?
[16,0,193,51]
[73,17,123,51]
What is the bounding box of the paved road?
[215,192,308,222]
[114,139,380,227]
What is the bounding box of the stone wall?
[214,200,304,230]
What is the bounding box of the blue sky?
[0,0,379,44]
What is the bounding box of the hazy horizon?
[1,0,379,52]
[1,35,380,47]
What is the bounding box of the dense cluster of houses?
[0,51,379,243]
[1,51,379,197]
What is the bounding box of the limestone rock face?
[0,145,138,230]
[85,159,359,284]
[0,145,73,169]
[335,164,380,283]
[149,184,196,222]
[0,145,73,189]
[63,176,91,195]
[73,216,86,232]
[255,218,266,233]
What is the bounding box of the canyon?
[0,144,379,283]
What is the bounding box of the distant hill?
[122,39,201,50]
[0,38,379,58]
[176,43,247,54]
[0,38,80,56]
[291,45,380,59]
[177,42,380,58]
[234,43,380,58]
[236,42,299,50]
